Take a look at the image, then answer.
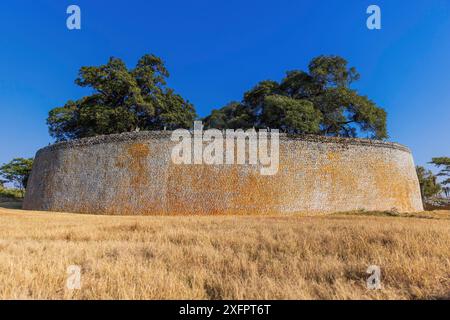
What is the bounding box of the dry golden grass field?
[0,207,449,300]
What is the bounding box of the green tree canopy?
[47,54,197,141]
[430,157,450,186]
[416,166,441,199]
[204,55,387,139]
[0,158,34,196]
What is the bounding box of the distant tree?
[416,166,441,199]
[430,157,450,186]
[204,55,387,139]
[443,187,450,198]
[47,54,197,141]
[0,158,34,197]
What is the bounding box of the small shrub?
[0,186,23,201]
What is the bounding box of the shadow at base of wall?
[0,200,23,209]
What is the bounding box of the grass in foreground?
[0,208,449,300]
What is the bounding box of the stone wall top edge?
[36,130,411,155]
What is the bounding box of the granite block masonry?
[23,131,423,215]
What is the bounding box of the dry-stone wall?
[23,132,424,214]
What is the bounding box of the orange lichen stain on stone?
[318,151,358,208]
[104,143,152,215]
[327,151,341,162]
[127,143,150,188]
[115,155,126,169]
[166,160,283,215]
[166,164,199,215]
[166,164,227,215]
[371,160,415,212]
[231,170,282,214]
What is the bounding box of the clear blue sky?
[0,0,449,171]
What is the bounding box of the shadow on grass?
[0,201,23,209]
[428,292,450,300]
[333,210,450,220]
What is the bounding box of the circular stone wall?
[23,132,423,215]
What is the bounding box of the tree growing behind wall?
[0,158,34,197]
[430,157,450,187]
[48,54,387,140]
[47,54,197,141]
[416,166,441,199]
[204,55,387,139]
